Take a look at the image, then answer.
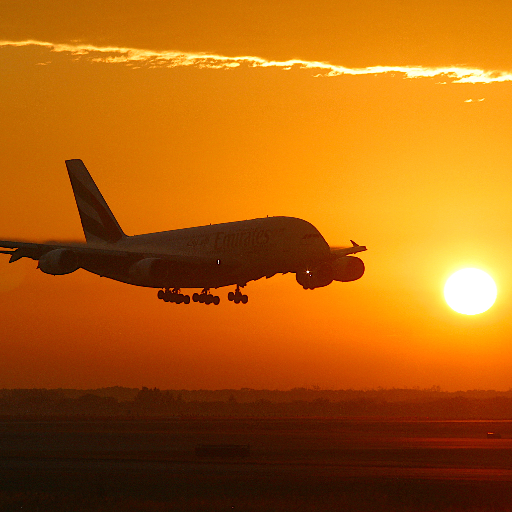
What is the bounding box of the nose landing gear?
[192,288,220,305]
[228,285,248,304]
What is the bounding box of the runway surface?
[1,418,512,510]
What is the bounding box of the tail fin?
[65,159,126,244]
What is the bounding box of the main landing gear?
[157,288,190,304]
[192,289,220,305]
[228,285,248,304]
[158,287,248,305]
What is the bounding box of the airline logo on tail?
[65,159,125,244]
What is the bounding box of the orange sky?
[1,0,512,391]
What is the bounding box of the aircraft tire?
[241,294,248,304]
[184,295,190,304]
[157,290,165,300]
[228,291,234,301]
[192,293,199,302]
[213,296,220,305]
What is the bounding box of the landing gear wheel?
[158,288,191,304]
[229,285,248,304]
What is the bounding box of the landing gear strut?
[228,285,248,304]
[157,288,190,304]
[192,288,220,305]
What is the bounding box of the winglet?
[330,241,367,257]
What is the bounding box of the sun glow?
[444,268,497,315]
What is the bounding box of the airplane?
[0,160,366,305]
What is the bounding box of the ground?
[1,418,512,511]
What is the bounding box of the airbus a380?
[0,160,366,305]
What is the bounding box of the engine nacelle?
[296,256,365,289]
[129,258,169,284]
[38,249,79,275]
[332,256,365,282]
[296,262,334,290]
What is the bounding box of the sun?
[444,268,497,315]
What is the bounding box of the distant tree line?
[1,386,512,419]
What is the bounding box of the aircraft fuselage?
[87,216,330,289]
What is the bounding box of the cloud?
[1,39,511,84]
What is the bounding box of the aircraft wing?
[0,239,219,268]
[0,240,54,262]
[329,240,367,258]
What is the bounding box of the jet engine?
[296,256,365,289]
[128,258,169,284]
[332,256,365,282]
[38,249,79,275]
[296,262,334,290]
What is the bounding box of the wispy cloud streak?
[1,39,511,84]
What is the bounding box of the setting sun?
[444,268,497,315]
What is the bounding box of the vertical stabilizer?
[65,159,125,244]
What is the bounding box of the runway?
[1,418,512,510]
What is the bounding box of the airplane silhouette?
[0,160,366,304]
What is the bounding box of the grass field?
[1,418,512,511]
